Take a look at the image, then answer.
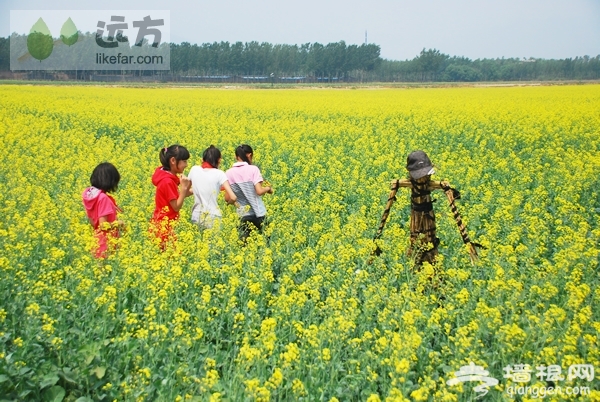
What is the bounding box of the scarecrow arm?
[370,178,409,261]
[375,179,403,242]
[429,180,452,192]
[435,181,481,264]
[390,178,413,189]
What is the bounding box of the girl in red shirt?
[150,144,192,249]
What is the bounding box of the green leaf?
[84,354,95,366]
[43,385,65,402]
[58,368,78,385]
[91,366,106,379]
[60,17,78,46]
[27,32,53,61]
[438,364,453,373]
[81,342,101,365]
[0,375,8,383]
[39,373,60,389]
[75,398,94,402]
[68,328,83,336]
[27,18,54,61]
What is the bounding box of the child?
[225,144,273,241]
[188,145,238,230]
[150,144,192,249]
[82,162,123,258]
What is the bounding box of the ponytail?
[235,144,253,164]
[202,145,222,168]
[160,144,190,171]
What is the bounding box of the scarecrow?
[373,150,484,266]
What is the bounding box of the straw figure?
[373,150,483,266]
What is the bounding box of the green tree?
[307,42,325,78]
[0,37,9,71]
[415,48,448,81]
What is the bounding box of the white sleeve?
[218,170,228,186]
[188,166,198,180]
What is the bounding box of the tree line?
[1,35,599,82]
[171,40,381,79]
[374,48,600,82]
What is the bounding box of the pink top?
[82,186,119,258]
[226,162,267,217]
[82,187,118,229]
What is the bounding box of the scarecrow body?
[404,176,440,264]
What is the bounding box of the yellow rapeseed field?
[0,84,598,401]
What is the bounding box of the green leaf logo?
[60,17,78,46]
[27,18,53,61]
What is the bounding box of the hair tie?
[164,147,168,152]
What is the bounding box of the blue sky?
[2,0,599,60]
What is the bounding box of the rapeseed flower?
[1,84,598,401]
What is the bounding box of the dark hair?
[235,144,253,164]
[203,145,222,168]
[90,162,120,192]
[159,144,190,171]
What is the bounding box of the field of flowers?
[0,84,599,401]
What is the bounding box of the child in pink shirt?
[82,162,123,258]
[225,144,273,241]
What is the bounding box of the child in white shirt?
[188,145,237,230]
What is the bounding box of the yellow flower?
[292,378,307,397]
[2,84,599,401]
